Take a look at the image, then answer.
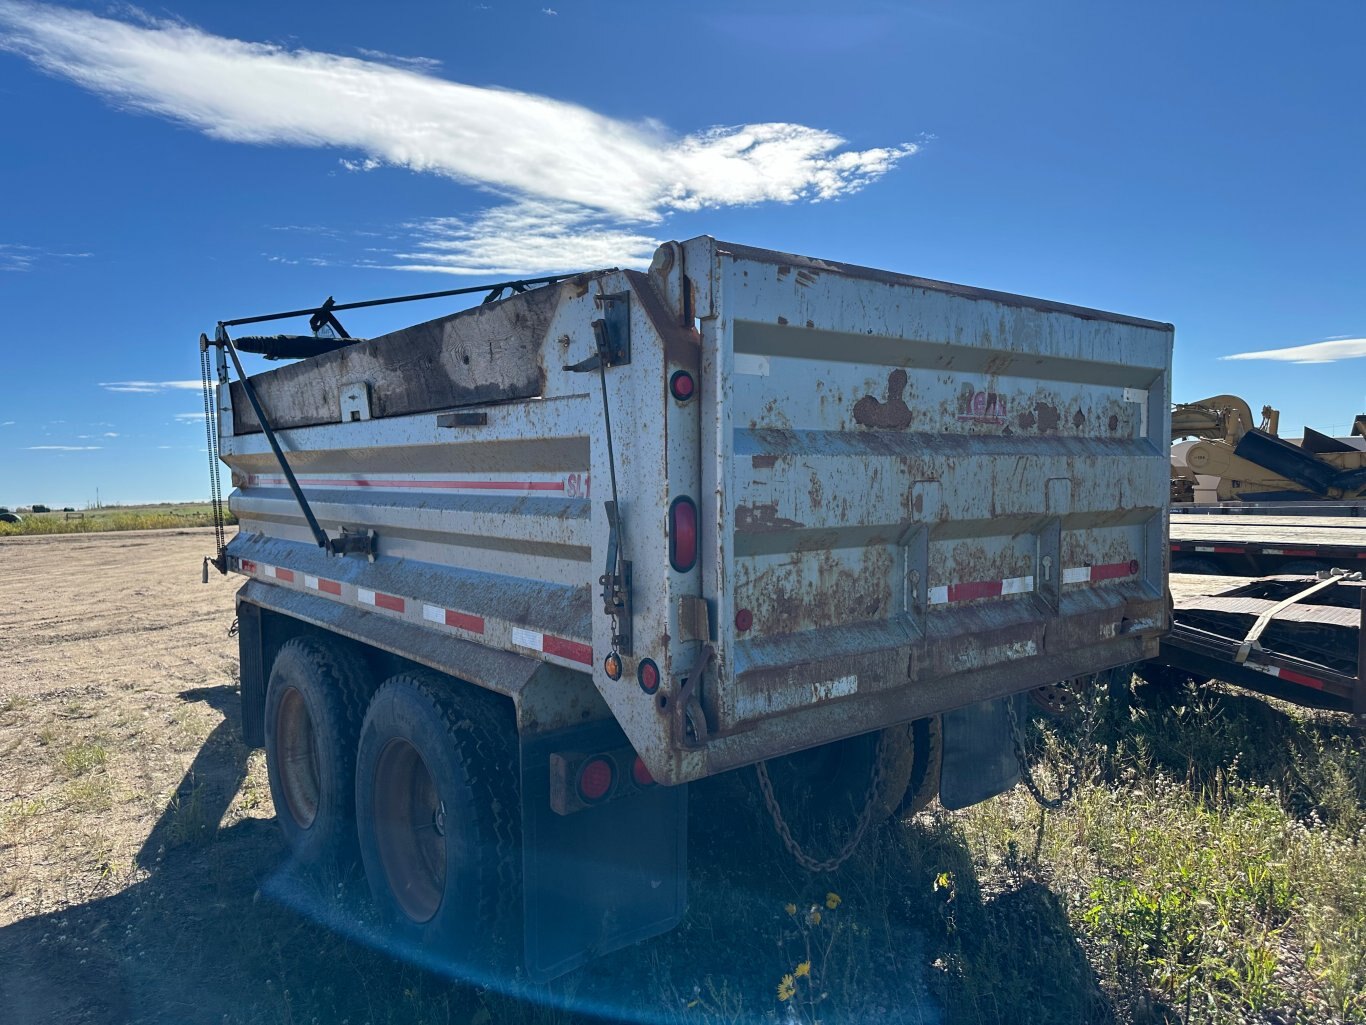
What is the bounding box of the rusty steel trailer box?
[206,236,1174,978]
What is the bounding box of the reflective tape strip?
[303,574,342,596]
[1062,560,1140,584]
[247,474,566,492]
[357,588,404,613]
[422,603,485,634]
[1247,663,1324,690]
[236,562,587,666]
[929,574,1034,605]
[511,626,592,665]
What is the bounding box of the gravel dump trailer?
[203,236,1174,980]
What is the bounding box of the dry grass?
[2,530,1364,1024]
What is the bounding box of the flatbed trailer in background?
[1170,513,1366,576]
[1147,572,1366,714]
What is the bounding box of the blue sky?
[1,0,1363,507]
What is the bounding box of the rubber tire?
[758,725,914,852]
[896,716,942,816]
[263,636,373,867]
[355,672,521,969]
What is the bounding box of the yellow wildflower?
[806,907,822,926]
[825,892,842,910]
[795,961,811,978]
[777,974,796,1001]
[784,902,797,916]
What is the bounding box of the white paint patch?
[1123,387,1149,438]
[304,574,320,590]
[357,588,377,606]
[811,675,858,702]
[422,603,445,624]
[927,585,949,606]
[733,353,771,377]
[1000,574,1034,595]
[1062,566,1090,584]
[511,627,544,651]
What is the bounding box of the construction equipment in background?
[1171,394,1366,504]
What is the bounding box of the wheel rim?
[276,686,321,830]
[373,738,446,924]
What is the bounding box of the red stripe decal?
[1213,546,1244,554]
[1169,543,1181,551]
[254,476,564,492]
[1090,560,1140,581]
[374,593,405,613]
[948,579,1004,603]
[241,560,257,573]
[1277,667,1324,690]
[274,568,295,583]
[543,635,593,665]
[318,579,341,596]
[445,610,485,634]
[1282,549,1317,557]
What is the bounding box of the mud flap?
[936,693,1026,810]
[236,597,266,749]
[520,720,687,982]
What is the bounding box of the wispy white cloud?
[173,412,204,422]
[0,1,917,273]
[27,444,101,450]
[0,420,14,426]
[395,201,660,276]
[353,47,441,73]
[0,242,92,271]
[1222,338,1366,365]
[99,380,202,393]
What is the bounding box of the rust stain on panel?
[1034,401,1061,433]
[852,369,913,429]
[735,503,805,532]
[751,454,779,470]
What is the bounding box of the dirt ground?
[16,530,1308,1025]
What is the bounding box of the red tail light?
[632,756,655,787]
[669,496,698,572]
[670,371,695,402]
[576,756,615,803]
[637,658,660,694]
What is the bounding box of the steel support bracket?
[327,526,377,561]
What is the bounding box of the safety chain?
[1006,673,1103,810]
[755,732,888,874]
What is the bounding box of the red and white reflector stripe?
[303,574,342,596]
[1062,560,1140,585]
[246,561,296,583]
[928,560,1141,606]
[357,587,405,613]
[928,574,1034,606]
[422,603,485,635]
[1247,663,1324,690]
[511,626,593,665]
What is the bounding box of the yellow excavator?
[1171,396,1366,503]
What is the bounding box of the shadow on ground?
[1,688,1114,1025]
